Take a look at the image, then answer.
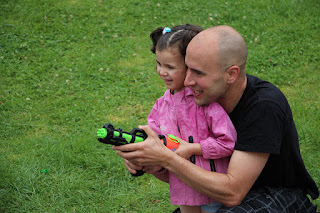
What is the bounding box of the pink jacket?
[147,87,237,206]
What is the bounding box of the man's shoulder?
[246,74,287,106]
[230,74,291,125]
[247,74,280,94]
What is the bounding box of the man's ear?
[226,65,240,84]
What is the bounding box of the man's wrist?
[162,149,182,173]
[161,148,175,169]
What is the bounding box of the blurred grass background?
[1,0,319,212]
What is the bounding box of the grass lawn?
[1,0,319,212]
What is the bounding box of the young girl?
[147,24,237,213]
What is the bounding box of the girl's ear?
[226,65,240,84]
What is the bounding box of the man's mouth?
[192,89,203,97]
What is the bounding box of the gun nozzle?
[97,128,108,138]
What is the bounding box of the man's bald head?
[188,25,247,75]
[185,25,249,111]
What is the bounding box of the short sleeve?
[234,101,286,154]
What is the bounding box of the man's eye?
[194,70,204,76]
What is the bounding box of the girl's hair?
[150,24,203,57]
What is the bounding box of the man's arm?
[165,149,269,206]
[113,125,269,207]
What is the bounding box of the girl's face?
[156,48,187,93]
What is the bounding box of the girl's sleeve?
[147,98,169,177]
[147,99,162,136]
[200,102,237,159]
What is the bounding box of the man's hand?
[122,158,143,175]
[112,125,173,167]
[143,165,164,174]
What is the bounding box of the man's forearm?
[113,126,269,207]
[162,151,241,206]
[162,150,269,207]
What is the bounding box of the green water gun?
[97,123,147,146]
[97,123,181,176]
[97,123,180,150]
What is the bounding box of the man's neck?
[218,75,247,114]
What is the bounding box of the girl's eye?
[167,65,175,70]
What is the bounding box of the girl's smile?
[156,49,187,93]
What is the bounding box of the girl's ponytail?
[150,27,164,53]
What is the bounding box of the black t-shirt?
[229,74,319,199]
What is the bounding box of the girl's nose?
[158,67,168,76]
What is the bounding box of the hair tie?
[163,27,171,35]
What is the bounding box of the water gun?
[96,123,180,176]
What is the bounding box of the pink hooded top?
[147,87,237,206]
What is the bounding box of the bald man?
[114,26,319,212]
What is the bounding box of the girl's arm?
[200,102,237,159]
[147,100,161,135]
[175,103,236,160]
[146,99,170,180]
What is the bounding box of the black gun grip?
[131,170,145,177]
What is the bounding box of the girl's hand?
[175,138,201,159]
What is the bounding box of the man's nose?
[184,69,195,86]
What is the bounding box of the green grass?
[1,0,319,212]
